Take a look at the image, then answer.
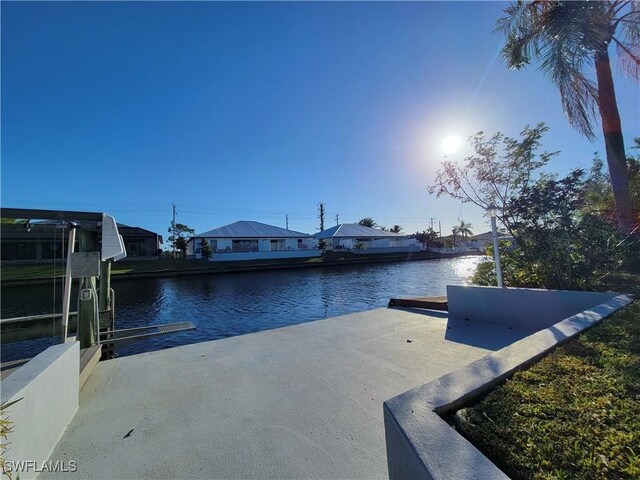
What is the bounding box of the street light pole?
[172,204,176,259]
[487,205,504,288]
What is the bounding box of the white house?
[187,221,320,261]
[463,231,515,251]
[429,230,515,254]
[314,224,420,253]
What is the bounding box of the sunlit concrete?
[384,292,632,480]
[44,308,534,479]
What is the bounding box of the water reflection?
[1,256,482,361]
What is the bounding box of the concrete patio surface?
[44,307,535,479]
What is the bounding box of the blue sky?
[3,1,639,241]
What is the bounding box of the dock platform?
[42,307,534,479]
[387,295,448,311]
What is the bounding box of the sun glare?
[441,135,461,155]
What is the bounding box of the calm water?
[1,256,482,362]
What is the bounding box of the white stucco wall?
[1,342,79,480]
[211,250,321,262]
[191,237,317,258]
[447,285,618,331]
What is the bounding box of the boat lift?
[1,208,195,355]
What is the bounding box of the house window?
[232,239,259,252]
[1,242,38,261]
[270,239,286,251]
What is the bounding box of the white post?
[490,215,504,288]
[61,225,77,342]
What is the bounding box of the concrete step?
[79,344,102,389]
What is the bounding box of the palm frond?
[496,1,635,139]
[617,2,640,79]
[615,37,640,79]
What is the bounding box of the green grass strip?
[459,290,639,479]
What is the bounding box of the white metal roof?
[314,224,406,239]
[193,221,311,239]
[468,231,514,241]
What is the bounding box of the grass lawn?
[456,273,640,480]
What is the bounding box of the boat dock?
[41,307,534,479]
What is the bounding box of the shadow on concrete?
[392,307,449,319]
[443,317,535,351]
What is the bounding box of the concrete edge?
[1,342,80,480]
[1,342,78,402]
[79,344,103,390]
[383,294,634,480]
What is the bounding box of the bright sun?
[441,135,461,155]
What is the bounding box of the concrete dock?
[44,307,534,479]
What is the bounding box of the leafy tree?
[473,165,639,289]
[199,239,212,261]
[584,139,640,226]
[429,123,556,243]
[497,1,640,232]
[430,124,639,288]
[390,225,403,233]
[357,217,377,228]
[168,223,195,258]
[354,240,364,253]
[317,239,327,250]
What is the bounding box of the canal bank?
[1,251,480,287]
[1,256,484,362]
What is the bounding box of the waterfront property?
[1,256,482,362]
[11,286,626,480]
[314,223,421,253]
[463,230,515,251]
[118,224,163,258]
[2,268,632,479]
[37,307,533,479]
[0,220,162,263]
[186,220,320,261]
[429,230,515,254]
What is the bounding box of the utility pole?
[285,214,289,230]
[172,204,176,259]
[335,214,339,226]
[430,217,434,231]
[438,221,442,238]
[317,203,325,231]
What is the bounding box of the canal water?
[1,256,483,362]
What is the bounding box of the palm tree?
[497,1,639,232]
[357,217,377,228]
[457,220,474,242]
[390,225,403,233]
